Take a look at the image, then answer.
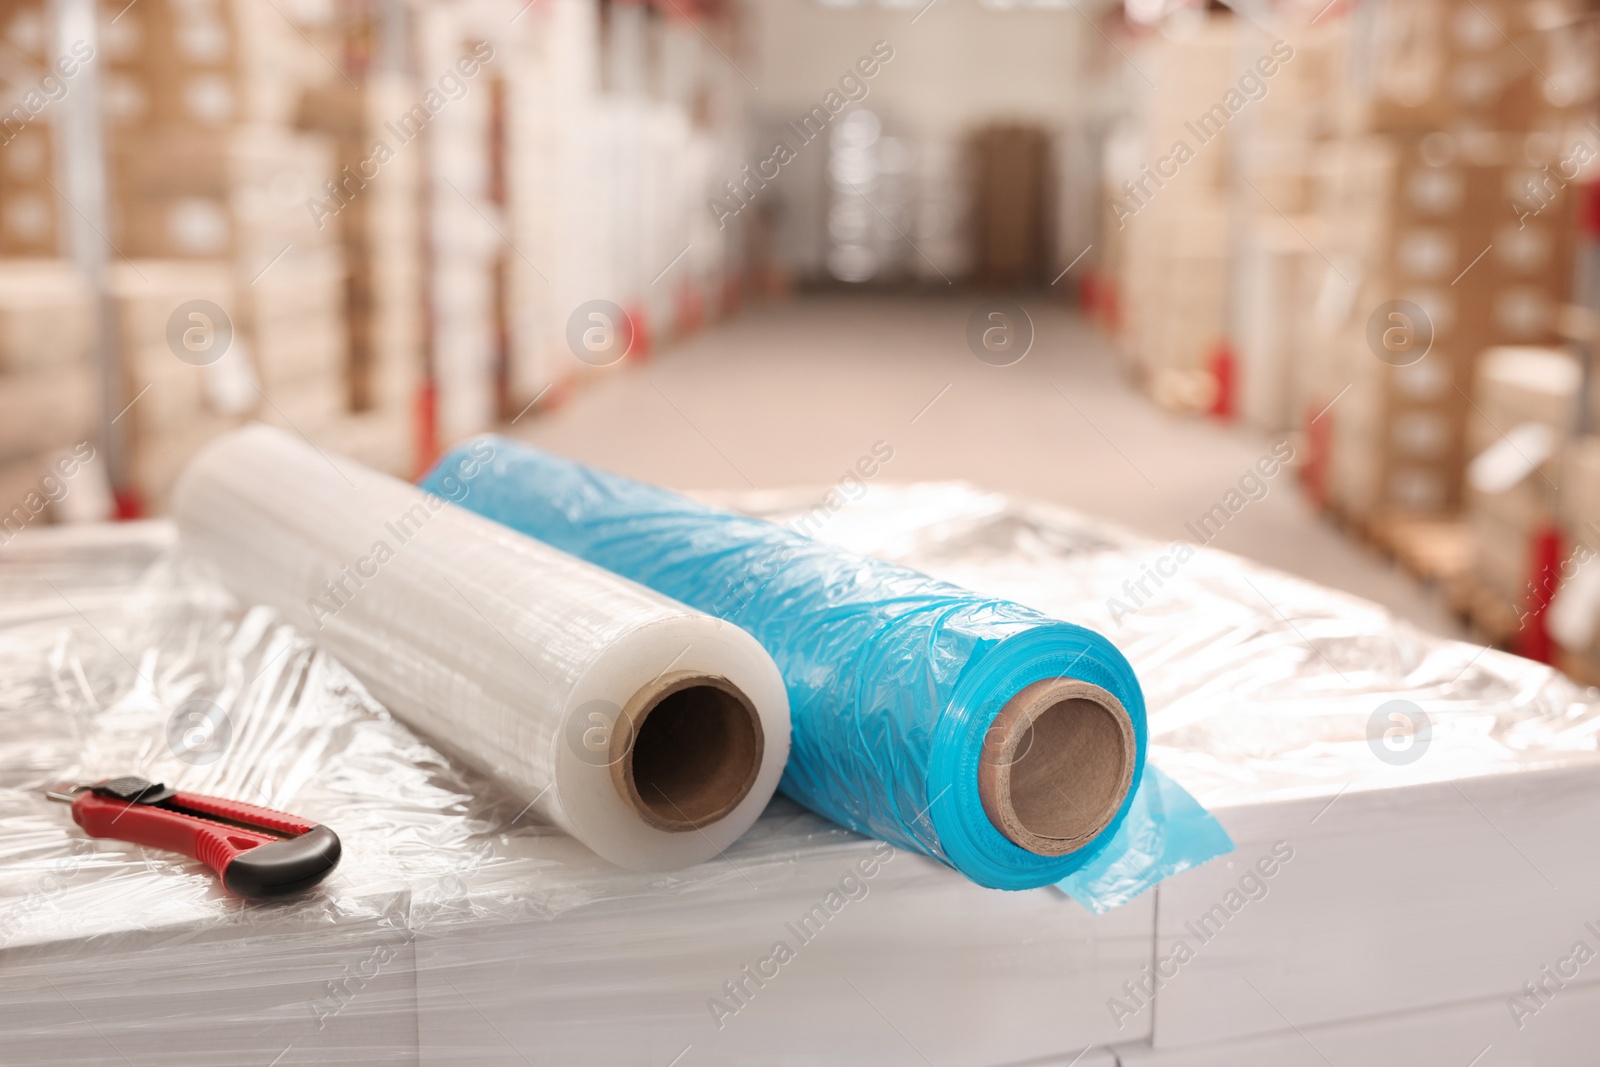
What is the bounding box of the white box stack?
[1111,15,1236,413]
[0,261,103,530]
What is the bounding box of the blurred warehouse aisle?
[513,293,1466,637]
[5,0,1588,658]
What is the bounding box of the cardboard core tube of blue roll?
[977,678,1137,856]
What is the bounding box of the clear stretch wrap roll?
[171,425,790,871]
[423,439,1162,892]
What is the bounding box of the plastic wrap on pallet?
[421,439,1232,897]
[10,487,1600,1064]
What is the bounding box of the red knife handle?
[167,789,315,837]
[70,791,340,897]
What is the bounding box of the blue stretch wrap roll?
[424,439,1231,895]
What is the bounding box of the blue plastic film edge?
[1055,764,1236,914]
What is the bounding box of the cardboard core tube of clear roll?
[977,678,1137,856]
[610,671,766,832]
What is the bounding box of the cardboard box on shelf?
[1547,437,1600,673]
[1561,436,1600,537]
[110,126,337,262]
[1233,212,1325,430]
[0,442,112,532]
[1117,189,1229,395]
[251,243,346,321]
[1138,16,1238,196]
[1323,339,1467,517]
[0,1,48,63]
[303,408,414,478]
[1345,0,1597,134]
[121,338,254,434]
[0,365,97,463]
[1308,125,1582,522]
[295,76,422,414]
[98,0,338,130]
[1316,131,1580,273]
[0,123,57,255]
[108,257,345,510]
[1326,340,1568,520]
[0,450,53,529]
[111,259,235,357]
[1458,346,1578,639]
[253,373,348,431]
[0,259,92,373]
[1250,18,1348,138]
[1107,12,1294,413]
[113,253,349,411]
[124,411,247,509]
[253,320,346,392]
[0,184,57,257]
[1467,345,1582,446]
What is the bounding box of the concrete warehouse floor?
[512,293,1465,639]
